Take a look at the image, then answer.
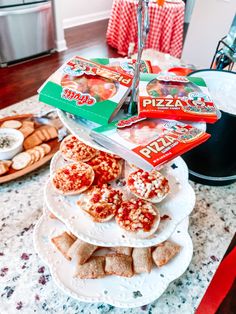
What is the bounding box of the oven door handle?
[0,3,50,16]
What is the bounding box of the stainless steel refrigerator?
[0,0,55,66]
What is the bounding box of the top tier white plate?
[46,152,195,247]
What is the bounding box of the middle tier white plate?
[45,152,195,247]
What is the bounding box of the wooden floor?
[0,20,119,109]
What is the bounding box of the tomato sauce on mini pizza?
[60,135,97,162]
[78,184,123,221]
[116,199,158,232]
[87,152,122,185]
[52,162,94,194]
[127,169,169,202]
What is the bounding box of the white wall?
[182,0,236,68]
[62,0,114,29]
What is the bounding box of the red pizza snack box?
[138,74,219,124]
[91,116,211,171]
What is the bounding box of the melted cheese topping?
[116,199,157,232]
[60,135,97,162]
[53,162,93,193]
[128,169,169,200]
[87,152,121,185]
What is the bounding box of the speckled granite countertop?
[0,96,236,314]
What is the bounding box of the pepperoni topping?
[60,135,97,162]
[127,169,169,201]
[52,162,94,193]
[116,199,158,232]
[87,152,122,185]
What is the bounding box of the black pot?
[182,69,236,186]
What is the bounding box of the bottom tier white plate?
[33,214,193,308]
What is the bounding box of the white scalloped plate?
[45,153,195,247]
[57,109,113,153]
[57,109,206,154]
[33,214,193,308]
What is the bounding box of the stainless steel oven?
[0,0,55,66]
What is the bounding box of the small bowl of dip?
[0,128,24,160]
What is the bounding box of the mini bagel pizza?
[78,184,123,222]
[116,199,160,239]
[52,162,94,195]
[87,152,122,185]
[60,135,97,162]
[127,169,169,203]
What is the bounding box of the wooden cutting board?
[0,114,60,184]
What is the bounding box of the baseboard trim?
[63,10,111,29]
[55,39,68,52]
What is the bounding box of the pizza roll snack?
[52,162,94,195]
[60,135,97,162]
[105,254,133,277]
[127,169,169,203]
[51,232,76,260]
[78,184,123,222]
[152,240,181,267]
[112,247,133,256]
[68,239,98,265]
[132,247,152,273]
[116,199,160,239]
[75,256,105,279]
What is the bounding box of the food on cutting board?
[127,169,169,203]
[0,160,12,176]
[23,125,57,150]
[51,162,94,195]
[1,120,22,129]
[0,115,59,178]
[51,231,181,279]
[60,135,97,162]
[11,143,52,170]
[77,184,123,222]
[116,199,160,239]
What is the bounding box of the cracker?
[23,132,42,150]
[19,126,34,139]
[75,256,105,279]
[51,232,75,260]
[41,143,51,154]
[0,162,9,176]
[12,152,31,170]
[34,146,45,159]
[1,120,22,129]
[22,120,34,128]
[27,149,36,165]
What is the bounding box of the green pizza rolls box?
[38,56,133,125]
